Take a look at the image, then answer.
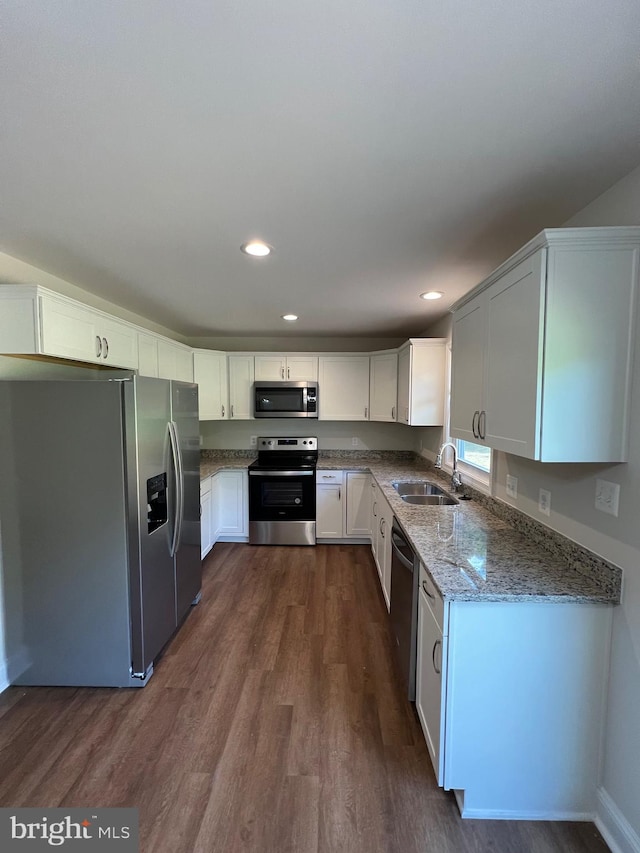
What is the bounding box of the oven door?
[248,469,317,545]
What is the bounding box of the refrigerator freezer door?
[125,377,178,676]
[171,381,202,623]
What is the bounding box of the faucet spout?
[435,442,463,492]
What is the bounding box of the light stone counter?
[201,450,622,605]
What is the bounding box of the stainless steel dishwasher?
[389,519,420,701]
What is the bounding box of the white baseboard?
[596,787,640,853]
[0,643,30,693]
[453,788,595,821]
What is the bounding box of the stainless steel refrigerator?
[10,375,201,687]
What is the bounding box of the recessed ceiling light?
[420,291,444,300]
[282,314,298,321]
[241,240,272,257]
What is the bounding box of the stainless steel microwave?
[254,381,318,418]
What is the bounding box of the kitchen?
[1,2,640,852]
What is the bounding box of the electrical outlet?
[506,475,518,499]
[250,435,257,447]
[538,488,551,516]
[595,479,620,517]
[351,437,358,446]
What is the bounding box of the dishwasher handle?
[391,526,415,572]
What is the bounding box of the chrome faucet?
[435,442,463,492]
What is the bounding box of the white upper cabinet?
[254,354,318,382]
[137,332,160,377]
[318,356,370,420]
[0,285,138,369]
[450,227,640,462]
[193,350,228,420]
[228,355,255,419]
[157,339,193,383]
[397,339,446,426]
[369,351,398,422]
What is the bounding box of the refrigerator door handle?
[167,421,183,557]
[172,420,185,553]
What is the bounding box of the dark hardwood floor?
[0,543,610,852]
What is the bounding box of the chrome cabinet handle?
[380,517,384,535]
[372,501,377,517]
[472,410,480,438]
[221,404,225,417]
[422,579,435,600]
[364,406,368,418]
[287,366,290,379]
[281,366,285,379]
[102,337,108,359]
[338,488,341,500]
[478,410,486,440]
[391,406,396,420]
[432,639,442,675]
[95,335,102,358]
[231,404,234,418]
[405,407,409,422]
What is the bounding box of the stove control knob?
[295,497,301,504]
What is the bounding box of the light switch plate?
[506,474,518,499]
[595,479,620,516]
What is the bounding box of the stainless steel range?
[248,436,318,546]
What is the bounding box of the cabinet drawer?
[316,470,344,485]
[420,562,445,633]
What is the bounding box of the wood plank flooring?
[0,543,611,852]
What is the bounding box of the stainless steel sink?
[391,481,458,506]
[400,494,458,505]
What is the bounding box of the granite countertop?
[200,451,621,605]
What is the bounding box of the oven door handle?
[249,470,315,476]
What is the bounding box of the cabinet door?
[254,355,286,381]
[369,352,398,422]
[39,295,101,364]
[396,345,410,424]
[158,340,193,382]
[193,350,228,420]
[210,473,221,543]
[97,316,138,369]
[484,251,545,458]
[138,333,159,377]
[379,499,394,609]
[345,472,371,536]
[217,470,248,536]
[228,356,255,419]
[416,587,447,783]
[200,486,212,558]
[450,296,486,443]
[370,482,382,579]
[316,484,343,538]
[318,356,370,420]
[286,355,318,381]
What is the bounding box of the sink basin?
[400,494,459,506]
[392,481,448,497]
[391,481,458,506]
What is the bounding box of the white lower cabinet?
[370,479,393,609]
[415,560,613,818]
[317,471,372,540]
[200,477,213,558]
[217,470,248,538]
[316,471,344,539]
[345,472,371,536]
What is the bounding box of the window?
[457,440,491,473]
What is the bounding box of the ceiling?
[1,1,640,340]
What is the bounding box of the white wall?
[493,163,640,850]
